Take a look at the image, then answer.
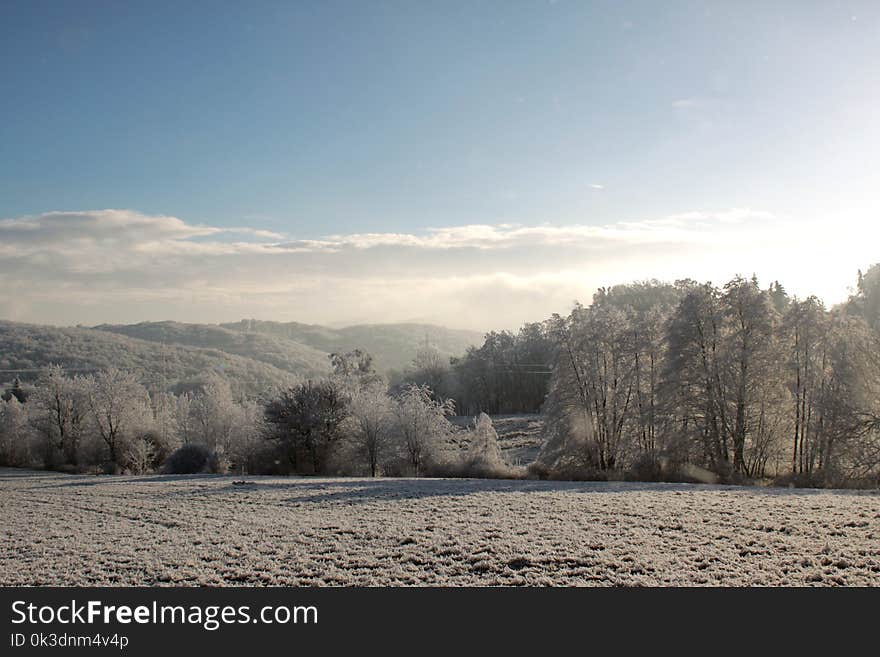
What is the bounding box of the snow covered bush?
[435,412,522,478]
[467,413,504,467]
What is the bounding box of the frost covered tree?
[466,412,504,468]
[781,297,830,475]
[405,345,452,401]
[169,373,265,473]
[29,365,90,465]
[173,391,196,445]
[85,368,151,472]
[721,276,779,475]
[0,396,31,466]
[661,278,786,477]
[849,263,880,331]
[264,379,349,474]
[346,382,393,476]
[227,398,265,474]
[330,349,382,388]
[810,313,880,480]
[663,281,731,472]
[549,302,637,470]
[189,372,240,451]
[539,283,682,475]
[149,391,180,452]
[126,430,166,475]
[392,384,454,475]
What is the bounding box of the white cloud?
[0,208,872,330]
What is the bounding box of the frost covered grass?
[1,467,879,586]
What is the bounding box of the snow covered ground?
[1,468,878,586]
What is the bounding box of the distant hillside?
[220,320,484,372]
[0,319,483,397]
[0,321,296,397]
[94,321,331,378]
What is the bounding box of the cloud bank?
[0,208,872,330]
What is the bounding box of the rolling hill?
[0,321,297,397]
[219,320,484,372]
[94,321,331,378]
[0,319,483,397]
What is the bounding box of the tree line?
[398,322,556,415]
[3,265,879,487]
[534,271,880,486]
[0,351,509,478]
[395,266,880,487]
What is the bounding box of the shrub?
[162,443,223,474]
[526,461,550,480]
[545,464,610,482]
[768,470,877,490]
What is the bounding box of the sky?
[1,1,878,330]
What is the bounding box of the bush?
[548,464,610,481]
[162,443,223,474]
[525,461,550,480]
[769,470,880,490]
[527,459,610,481]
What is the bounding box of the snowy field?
[1,468,879,586]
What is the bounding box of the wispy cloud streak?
[0,208,871,329]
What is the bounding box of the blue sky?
[1,1,878,328]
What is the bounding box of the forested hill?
[93,321,331,378]
[0,319,483,395]
[96,320,481,374]
[0,321,297,396]
[218,320,483,373]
